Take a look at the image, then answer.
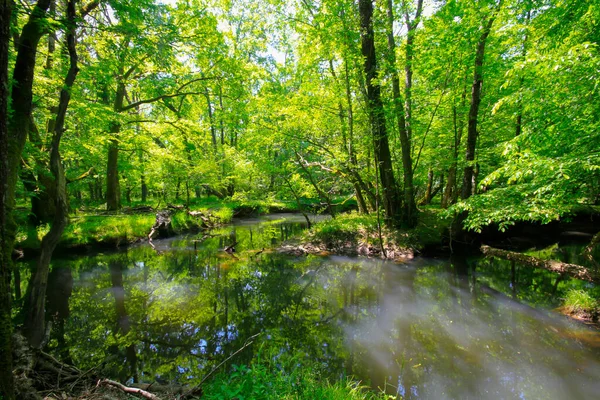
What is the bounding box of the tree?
[0,0,15,396]
[22,0,90,348]
[384,0,423,228]
[461,0,503,199]
[358,0,401,227]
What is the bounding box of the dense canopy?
[0,0,599,398]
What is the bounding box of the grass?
[12,197,305,252]
[202,349,388,400]
[303,208,449,254]
[561,289,599,317]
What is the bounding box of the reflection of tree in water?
[47,219,345,385]
[41,221,600,397]
[46,266,73,363]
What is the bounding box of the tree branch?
[66,167,94,184]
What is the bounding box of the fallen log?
[480,245,600,284]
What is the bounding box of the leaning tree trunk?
[23,0,80,348]
[4,5,54,352]
[0,0,15,397]
[359,0,401,227]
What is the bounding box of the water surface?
[41,213,600,399]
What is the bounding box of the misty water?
[39,214,600,399]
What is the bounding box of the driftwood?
[481,245,600,284]
[148,211,174,241]
[224,241,238,253]
[98,379,162,400]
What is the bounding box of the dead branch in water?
[480,245,600,284]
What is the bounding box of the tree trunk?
[105,74,126,211]
[23,116,57,224]
[4,9,54,362]
[23,0,79,348]
[106,137,120,210]
[462,3,502,199]
[204,88,217,150]
[423,167,433,205]
[0,0,15,396]
[385,0,423,228]
[442,165,456,208]
[442,91,466,208]
[359,0,401,227]
[219,86,225,145]
[44,0,55,70]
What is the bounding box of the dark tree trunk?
[442,86,466,208]
[141,172,148,203]
[219,85,225,145]
[23,0,80,348]
[106,137,120,210]
[423,167,433,205]
[106,76,125,211]
[385,0,422,228]
[23,117,57,224]
[4,8,54,359]
[0,0,15,397]
[44,0,55,70]
[462,3,502,199]
[204,88,217,150]
[359,0,401,227]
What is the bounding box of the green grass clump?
[62,214,157,247]
[307,212,379,245]
[562,289,599,315]
[213,206,234,223]
[202,351,387,400]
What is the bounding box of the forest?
[0,0,599,399]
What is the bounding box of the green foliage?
[305,211,417,251]
[307,212,380,244]
[202,349,387,400]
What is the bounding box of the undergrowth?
[561,289,599,316]
[303,209,448,251]
[202,348,388,400]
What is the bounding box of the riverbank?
[13,199,300,257]
[279,209,450,260]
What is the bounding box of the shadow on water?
[24,213,600,399]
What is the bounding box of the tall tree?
[461,0,503,199]
[359,0,401,227]
[0,0,14,396]
[22,0,87,348]
[384,0,423,227]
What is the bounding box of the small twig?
[68,363,101,391]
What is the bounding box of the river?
[37,213,600,399]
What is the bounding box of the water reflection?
[37,214,600,399]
